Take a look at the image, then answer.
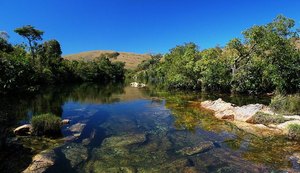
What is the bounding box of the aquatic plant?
[31,113,61,136]
[250,112,287,125]
[288,124,300,140]
[270,94,300,115]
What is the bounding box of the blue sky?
[1,0,300,55]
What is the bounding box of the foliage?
[133,15,300,94]
[195,48,231,91]
[14,25,44,63]
[31,113,61,136]
[288,124,300,140]
[0,26,125,94]
[250,112,287,125]
[269,95,300,115]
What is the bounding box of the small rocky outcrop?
[23,150,56,173]
[130,82,146,88]
[201,98,273,122]
[201,98,300,137]
[14,124,32,136]
[177,141,214,156]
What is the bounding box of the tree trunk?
[28,39,35,65]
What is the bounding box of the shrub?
[270,95,300,115]
[250,112,287,125]
[31,113,61,136]
[288,124,300,140]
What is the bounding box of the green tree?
[0,31,13,53]
[14,25,44,64]
[38,39,62,68]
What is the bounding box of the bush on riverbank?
[251,112,287,125]
[31,114,61,136]
[270,95,300,115]
[288,124,300,140]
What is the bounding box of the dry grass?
[296,39,300,50]
[64,50,151,69]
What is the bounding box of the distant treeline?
[134,15,300,94]
[0,25,125,94]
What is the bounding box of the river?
[0,83,299,173]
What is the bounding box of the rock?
[82,138,91,146]
[130,82,146,88]
[23,150,56,173]
[201,99,234,120]
[61,119,70,125]
[276,120,300,134]
[200,98,300,138]
[283,115,300,120]
[201,98,274,122]
[61,143,88,167]
[289,153,300,170]
[14,124,32,136]
[231,121,282,137]
[139,83,146,87]
[69,123,86,133]
[177,141,214,156]
[63,135,77,142]
[102,133,146,148]
[234,104,263,122]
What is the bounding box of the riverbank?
[200,98,300,138]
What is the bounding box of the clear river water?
[1,83,300,173]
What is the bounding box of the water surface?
[1,83,299,173]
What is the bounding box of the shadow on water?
[0,82,125,172]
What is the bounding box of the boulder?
[130,82,139,87]
[130,82,146,88]
[234,104,264,121]
[23,150,56,173]
[69,123,86,133]
[61,119,71,125]
[201,98,273,122]
[177,141,214,156]
[14,124,32,136]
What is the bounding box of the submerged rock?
[69,123,86,133]
[289,153,300,171]
[14,124,32,136]
[61,143,88,167]
[177,141,214,156]
[23,150,56,173]
[102,133,146,148]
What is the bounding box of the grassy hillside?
[64,50,151,69]
[296,39,300,49]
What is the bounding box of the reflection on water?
[0,83,299,172]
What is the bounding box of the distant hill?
[295,39,300,50]
[64,50,151,69]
